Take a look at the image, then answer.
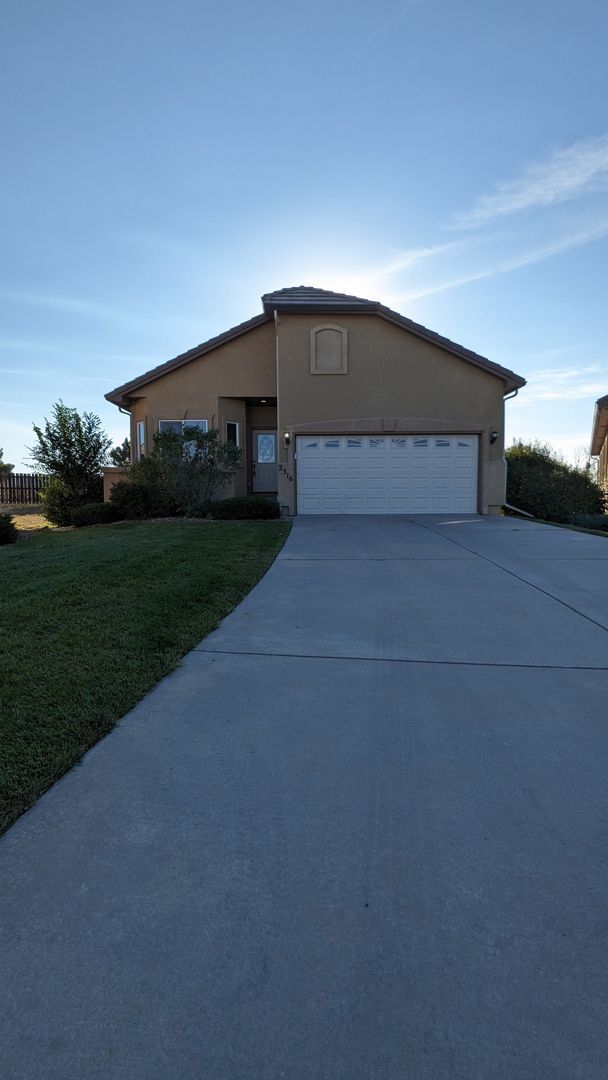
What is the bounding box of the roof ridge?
[106,287,526,406]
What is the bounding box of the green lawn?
[0,520,290,834]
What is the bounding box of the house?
[105,286,526,515]
[591,395,608,487]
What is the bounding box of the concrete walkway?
[2,515,608,1079]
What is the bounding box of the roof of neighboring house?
[591,393,608,456]
[106,286,526,406]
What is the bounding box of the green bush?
[109,428,243,519]
[0,513,18,545]
[109,479,177,520]
[39,477,78,526]
[39,475,105,526]
[209,496,281,519]
[70,502,122,528]
[570,513,608,532]
[506,441,606,523]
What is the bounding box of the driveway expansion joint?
[195,647,608,672]
[415,520,608,636]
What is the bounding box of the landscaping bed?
[0,519,290,834]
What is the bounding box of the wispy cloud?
[0,367,110,382]
[312,242,462,302]
[366,242,463,281]
[509,364,608,405]
[394,217,608,302]
[451,134,608,229]
[0,289,136,327]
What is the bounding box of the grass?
[1,506,54,532]
[0,519,290,834]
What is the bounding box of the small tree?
[110,427,242,518]
[28,402,112,524]
[506,440,606,522]
[0,447,14,475]
[110,437,131,467]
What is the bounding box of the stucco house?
[591,394,608,487]
[105,286,526,515]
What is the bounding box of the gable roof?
[106,286,526,406]
[591,393,608,455]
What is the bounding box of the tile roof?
[106,286,526,405]
[263,287,525,390]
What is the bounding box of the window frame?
[158,419,208,435]
[135,420,145,461]
[225,420,240,448]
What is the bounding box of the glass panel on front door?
[257,433,276,463]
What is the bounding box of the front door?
[252,430,278,492]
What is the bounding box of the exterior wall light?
[489,430,499,444]
[284,431,291,446]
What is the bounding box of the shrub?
[70,502,122,528]
[506,441,606,523]
[570,513,608,532]
[109,427,243,520]
[152,427,243,515]
[109,479,177,520]
[39,477,79,526]
[209,496,281,520]
[0,513,18,545]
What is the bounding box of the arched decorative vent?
[310,324,348,374]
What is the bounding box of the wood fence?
[0,472,49,506]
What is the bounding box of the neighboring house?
[591,395,608,487]
[105,286,526,515]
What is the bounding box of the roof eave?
[105,312,271,407]
[375,305,526,393]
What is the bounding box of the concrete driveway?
[2,515,608,1079]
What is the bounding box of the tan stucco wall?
[127,321,276,455]
[275,313,507,515]
[598,438,608,487]
[116,311,509,514]
[102,467,128,501]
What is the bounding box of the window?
[257,433,276,463]
[310,325,348,374]
[158,419,208,458]
[136,420,145,461]
[158,419,208,435]
[225,421,240,447]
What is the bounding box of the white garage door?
[296,434,478,514]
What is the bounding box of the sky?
[1,0,607,470]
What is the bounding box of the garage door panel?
[296,434,478,514]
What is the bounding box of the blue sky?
[1,0,607,469]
